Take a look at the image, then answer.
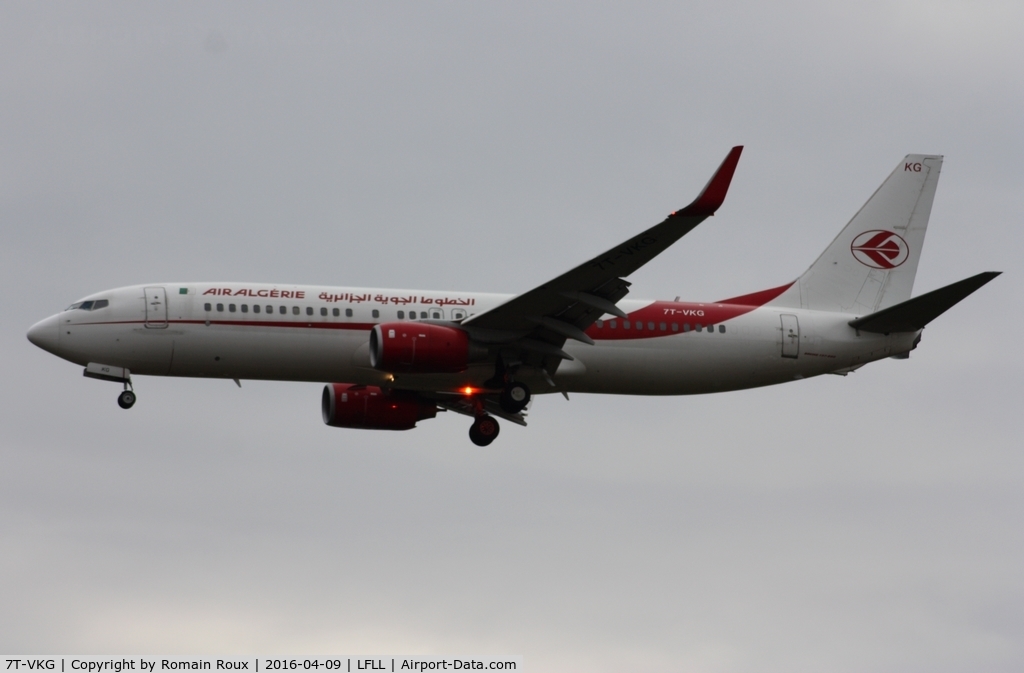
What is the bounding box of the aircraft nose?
[27,314,60,354]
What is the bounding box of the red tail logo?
[851,230,910,269]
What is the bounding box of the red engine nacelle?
[369,322,470,373]
[322,383,438,430]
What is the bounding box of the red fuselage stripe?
[586,283,795,341]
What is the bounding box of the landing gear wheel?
[117,390,137,409]
[469,415,500,446]
[499,382,531,414]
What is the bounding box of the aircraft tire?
[499,382,530,414]
[469,415,500,446]
[117,390,136,409]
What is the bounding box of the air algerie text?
[203,288,305,299]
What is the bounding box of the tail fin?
[768,154,943,314]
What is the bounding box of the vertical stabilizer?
[768,154,943,314]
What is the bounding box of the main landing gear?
[468,380,527,446]
[469,415,500,447]
[499,381,531,414]
[467,359,530,445]
[486,356,532,415]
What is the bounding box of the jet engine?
[322,383,437,430]
[369,322,472,373]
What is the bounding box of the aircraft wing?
[461,146,743,370]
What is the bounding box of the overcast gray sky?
[2,2,1022,671]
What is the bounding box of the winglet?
[674,145,744,217]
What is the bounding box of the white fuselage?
[29,283,918,396]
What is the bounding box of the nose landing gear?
[83,363,136,410]
[117,389,137,409]
[117,378,136,409]
[469,415,500,446]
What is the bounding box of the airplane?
[26,147,1000,446]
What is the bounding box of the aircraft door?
[780,314,799,358]
[144,287,168,328]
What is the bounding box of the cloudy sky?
[2,2,1022,671]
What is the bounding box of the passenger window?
[292,306,300,315]
[636,321,642,330]
[345,308,353,317]
[279,306,286,315]
[683,324,690,332]
[659,322,666,331]
[451,309,467,320]
[696,324,702,332]
[397,310,405,319]
[253,305,261,314]
[217,303,224,312]
[609,320,617,329]
[306,307,313,316]
[719,325,726,333]
[229,304,236,313]
[430,309,443,319]
[372,309,380,319]
[623,321,630,329]
[707,324,714,332]
[93,299,109,309]
[649,322,655,330]
[333,308,340,317]
[241,304,248,313]
[671,323,678,332]
[204,303,212,312]
[596,320,604,328]
[320,307,327,316]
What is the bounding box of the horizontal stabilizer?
[849,272,1001,334]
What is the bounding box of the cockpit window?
[65,300,107,311]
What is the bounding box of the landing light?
[462,386,475,395]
